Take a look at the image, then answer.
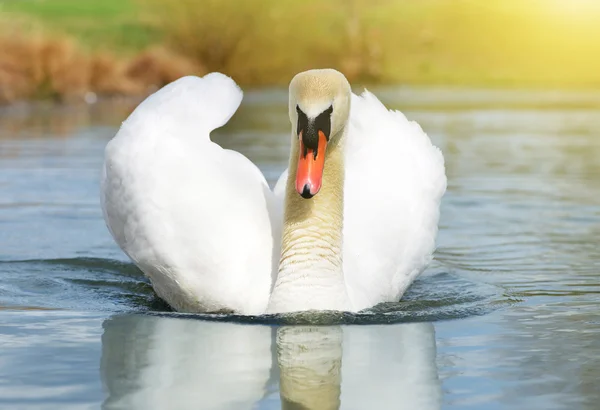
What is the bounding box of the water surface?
[0,87,599,409]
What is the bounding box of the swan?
[100,69,446,315]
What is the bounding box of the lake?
[0,87,599,410]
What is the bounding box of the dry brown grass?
[0,21,202,104]
[125,47,202,93]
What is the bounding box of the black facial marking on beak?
[296,104,333,157]
[301,184,314,199]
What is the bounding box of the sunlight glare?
[549,0,600,14]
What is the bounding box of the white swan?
[101,69,446,314]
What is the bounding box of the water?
[0,87,599,409]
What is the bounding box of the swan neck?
[267,127,350,313]
[281,133,345,271]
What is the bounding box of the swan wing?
[343,91,447,310]
[101,73,278,314]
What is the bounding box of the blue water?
[0,88,599,409]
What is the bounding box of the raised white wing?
[101,74,279,314]
[343,91,447,309]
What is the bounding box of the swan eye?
[313,105,333,141]
[296,106,308,138]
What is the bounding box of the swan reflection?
[101,315,441,409]
[277,326,343,409]
[100,316,273,409]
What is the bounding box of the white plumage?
[101,72,446,315]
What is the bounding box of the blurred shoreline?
[1,0,599,104]
[3,86,600,143]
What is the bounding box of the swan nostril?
[301,184,313,199]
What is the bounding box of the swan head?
[289,69,351,199]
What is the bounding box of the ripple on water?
[146,270,512,325]
[0,257,167,312]
[0,257,512,324]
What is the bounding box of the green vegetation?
[0,0,160,53]
[1,0,599,101]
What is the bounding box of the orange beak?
[296,130,328,198]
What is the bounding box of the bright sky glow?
[549,0,600,14]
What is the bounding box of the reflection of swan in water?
[277,324,441,410]
[339,324,442,410]
[100,316,273,409]
[101,316,441,409]
[277,326,343,409]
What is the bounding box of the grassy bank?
[1,0,158,54]
[1,0,600,103]
[0,0,202,103]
